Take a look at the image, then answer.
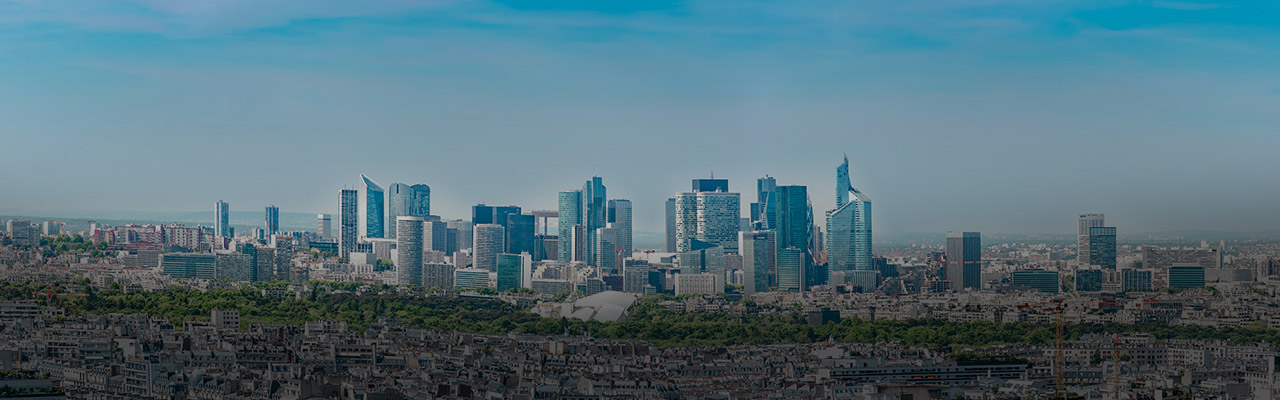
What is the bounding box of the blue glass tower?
[827,155,872,272]
[361,174,385,239]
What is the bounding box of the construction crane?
[1018,299,1066,397]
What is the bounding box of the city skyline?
[4,1,1280,235]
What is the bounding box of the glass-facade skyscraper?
[339,189,359,258]
[395,216,425,286]
[360,174,385,239]
[581,177,607,266]
[827,156,872,273]
[607,199,632,258]
[775,185,812,258]
[740,230,776,294]
[1077,214,1105,266]
[264,205,279,235]
[1088,226,1118,270]
[214,200,230,237]
[387,183,430,239]
[945,231,982,291]
[557,190,582,263]
[751,176,777,230]
[675,189,741,254]
[777,247,806,292]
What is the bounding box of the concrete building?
[1077,214,1105,266]
[740,230,776,294]
[396,216,425,286]
[472,224,505,272]
[675,186,741,254]
[674,273,718,296]
[945,232,982,291]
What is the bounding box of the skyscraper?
[360,174,385,239]
[751,176,778,229]
[472,224,505,272]
[1077,214,1105,266]
[1088,226,1118,270]
[506,213,536,255]
[557,190,582,263]
[945,231,982,291]
[339,189,359,258]
[317,213,331,239]
[595,227,619,272]
[264,205,279,235]
[775,185,812,257]
[827,156,872,272]
[581,177,607,266]
[740,230,776,294]
[423,220,449,255]
[692,178,729,193]
[607,199,632,258]
[665,198,677,252]
[675,179,741,253]
[387,183,431,239]
[777,247,806,292]
[496,253,531,292]
[678,239,725,292]
[396,216,425,286]
[214,200,230,237]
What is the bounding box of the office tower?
[1076,269,1104,292]
[423,262,454,290]
[692,178,729,193]
[263,205,279,235]
[1122,269,1153,292]
[472,224,505,272]
[1077,214,1105,266]
[1168,265,1206,289]
[339,189,359,258]
[5,220,39,246]
[777,247,806,292]
[396,216,425,286]
[473,204,521,227]
[674,273,718,296]
[945,232,982,291]
[828,156,873,273]
[595,227,620,272]
[496,253,532,292]
[1011,269,1059,294]
[214,200,230,237]
[607,199,633,257]
[41,221,62,236]
[387,183,431,239]
[557,190,582,262]
[675,182,741,253]
[445,219,471,251]
[751,176,778,229]
[740,230,776,294]
[581,177,607,266]
[570,225,587,263]
[679,238,725,280]
[360,174,386,239]
[776,185,812,256]
[1088,226,1118,270]
[423,220,449,255]
[505,213,536,255]
[317,214,331,239]
[665,198,677,252]
[533,235,558,262]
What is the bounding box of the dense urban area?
[3,159,1280,399]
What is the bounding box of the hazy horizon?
[3,1,1279,235]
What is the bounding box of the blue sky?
[2,0,1279,235]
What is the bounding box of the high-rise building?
[445,219,471,251]
[828,156,872,272]
[675,183,741,254]
[692,178,729,193]
[740,230,776,294]
[1088,226,1118,270]
[595,227,620,272]
[777,247,806,292]
[751,176,778,229]
[387,183,431,239]
[945,232,982,291]
[360,174,385,239]
[505,213,536,256]
[214,200,230,237]
[1076,269,1104,292]
[317,214,331,239]
[339,189,359,258]
[581,177,607,266]
[1168,265,1206,289]
[423,220,449,255]
[496,253,532,292]
[775,185,812,257]
[264,205,279,235]
[665,198,677,252]
[557,190,582,263]
[423,262,454,290]
[472,224,505,272]
[1011,268,1059,294]
[678,239,725,292]
[607,199,633,258]
[396,216,425,286]
[1077,214,1105,266]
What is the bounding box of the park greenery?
[4,280,1280,348]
